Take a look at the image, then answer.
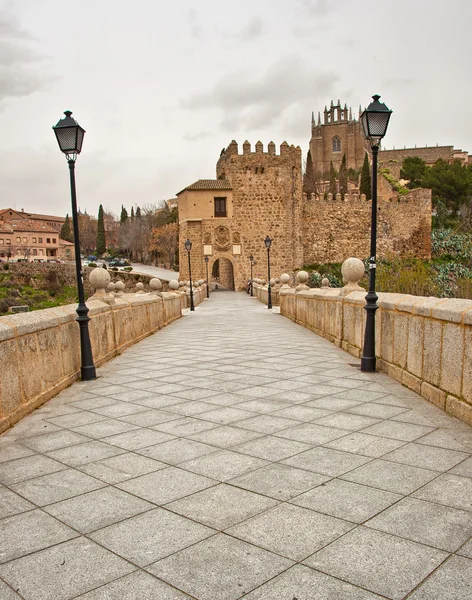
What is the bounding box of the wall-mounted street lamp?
[249,254,254,297]
[264,236,272,309]
[204,255,210,298]
[184,239,195,311]
[52,111,96,381]
[360,95,392,372]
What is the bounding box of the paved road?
[129,263,179,281]
[0,292,471,599]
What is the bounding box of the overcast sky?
[0,0,470,219]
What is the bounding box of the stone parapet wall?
[0,292,182,434]
[253,283,280,306]
[280,288,472,425]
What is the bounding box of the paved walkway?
[1,292,472,600]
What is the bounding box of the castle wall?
[378,146,455,166]
[302,189,432,265]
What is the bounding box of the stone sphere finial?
[135,282,145,294]
[321,277,330,288]
[107,281,116,293]
[280,273,292,290]
[340,257,366,296]
[115,280,125,296]
[269,278,276,287]
[149,278,162,294]
[89,267,111,297]
[295,270,310,292]
[169,280,179,291]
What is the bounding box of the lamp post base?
[76,304,96,381]
[360,290,378,373]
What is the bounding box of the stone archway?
[211,256,235,290]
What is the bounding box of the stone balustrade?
[277,258,472,426]
[0,268,206,434]
[252,278,281,306]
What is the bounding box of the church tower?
[309,100,368,178]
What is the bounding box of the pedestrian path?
[1,291,471,599]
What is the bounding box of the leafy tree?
[96,204,106,257]
[422,159,472,213]
[60,213,73,242]
[360,153,371,199]
[78,213,97,256]
[339,154,348,199]
[400,157,427,188]
[303,150,316,195]
[120,205,128,225]
[328,161,337,196]
[150,222,179,269]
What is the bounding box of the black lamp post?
[184,239,195,311]
[52,111,96,381]
[360,95,392,372]
[249,254,254,296]
[204,255,210,298]
[264,236,272,309]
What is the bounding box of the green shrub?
[3,263,9,270]
[123,266,133,272]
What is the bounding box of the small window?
[16,237,21,243]
[33,249,37,256]
[0,239,3,245]
[47,238,51,244]
[6,239,11,245]
[32,237,37,243]
[214,197,227,217]
[53,238,57,243]
[23,237,27,243]
[332,136,341,152]
[38,237,43,243]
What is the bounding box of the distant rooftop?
[177,179,232,195]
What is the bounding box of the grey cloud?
[182,56,338,132]
[188,8,202,38]
[238,16,263,41]
[182,131,213,142]
[297,0,345,17]
[0,8,57,104]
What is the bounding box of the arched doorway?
[211,257,235,290]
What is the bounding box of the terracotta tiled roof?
[177,179,232,195]
[8,219,58,233]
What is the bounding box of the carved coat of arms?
[215,226,231,251]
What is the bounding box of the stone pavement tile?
[346,402,409,419]
[233,386,286,399]
[360,420,436,442]
[236,414,301,434]
[282,447,372,477]
[383,442,469,472]
[166,387,221,401]
[408,556,472,600]
[324,432,406,457]
[152,417,220,437]
[276,422,348,445]
[118,409,181,427]
[75,570,193,599]
[226,502,353,561]
[116,466,216,504]
[44,486,155,534]
[0,509,78,563]
[329,389,388,402]
[232,435,312,461]
[271,405,332,421]
[291,479,401,523]
[3,419,62,440]
[10,468,106,506]
[44,411,109,429]
[0,537,136,600]
[306,397,363,411]
[306,526,448,600]
[17,429,92,452]
[365,497,472,552]
[78,452,166,484]
[165,483,278,530]
[88,402,151,418]
[458,539,472,558]
[230,463,329,501]
[412,473,472,511]
[98,428,175,450]
[263,390,318,404]
[193,392,253,406]
[322,377,372,390]
[370,394,424,409]
[81,384,127,397]
[187,425,262,448]
[416,428,472,453]
[135,383,191,396]
[147,533,292,600]
[46,440,126,467]
[90,507,214,567]
[341,459,439,495]
[71,419,140,439]
[314,413,381,431]
[231,398,293,413]
[189,380,252,393]
[264,379,309,391]
[68,396,119,411]
[164,400,221,416]
[243,564,383,600]
[0,442,34,463]
[193,407,258,425]
[0,485,35,519]
[0,454,67,485]
[451,456,472,477]
[126,394,185,410]
[136,438,218,465]
[180,449,268,481]
[0,579,22,599]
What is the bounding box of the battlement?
[303,188,431,205]
[219,140,302,158]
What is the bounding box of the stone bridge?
[0,276,471,598]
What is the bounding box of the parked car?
[109,259,130,267]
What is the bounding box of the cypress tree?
[135,206,141,218]
[339,154,348,199]
[60,213,73,242]
[130,206,135,221]
[360,153,371,199]
[303,150,316,195]
[328,161,337,197]
[96,204,106,257]
[120,205,128,225]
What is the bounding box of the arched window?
[332,136,341,152]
